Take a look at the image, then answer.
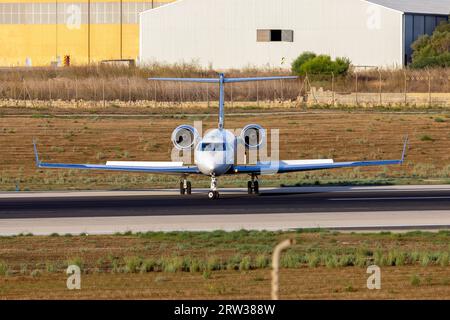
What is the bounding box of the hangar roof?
[367,0,450,15]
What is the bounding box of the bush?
[291,52,350,76]
[206,256,222,271]
[411,274,421,286]
[438,252,449,267]
[411,21,450,68]
[307,253,321,268]
[255,255,270,269]
[188,259,202,273]
[162,257,184,273]
[226,254,242,271]
[124,256,142,273]
[239,256,252,271]
[0,261,9,276]
[420,135,434,142]
[30,269,41,277]
[291,52,316,74]
[280,252,303,268]
[67,257,84,269]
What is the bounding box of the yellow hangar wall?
[0,0,174,66]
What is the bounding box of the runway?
[0,185,449,235]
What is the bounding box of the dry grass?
[0,110,449,191]
[0,230,449,299]
[0,65,449,103]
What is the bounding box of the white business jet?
[33,74,407,199]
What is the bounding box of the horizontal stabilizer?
[224,76,298,83]
[148,76,298,83]
[148,78,219,83]
[106,161,184,167]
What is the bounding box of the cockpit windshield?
[200,142,227,152]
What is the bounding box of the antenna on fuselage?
[148,74,299,130]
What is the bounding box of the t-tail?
[148,74,298,130]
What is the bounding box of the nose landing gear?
[179,178,192,195]
[247,175,259,195]
[208,175,220,199]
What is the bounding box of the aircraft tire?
[247,181,253,194]
[253,181,259,194]
[187,181,192,195]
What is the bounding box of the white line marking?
[329,196,450,201]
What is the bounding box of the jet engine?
[240,124,266,149]
[171,125,200,150]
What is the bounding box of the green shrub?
[255,254,270,269]
[202,270,211,280]
[162,256,184,273]
[411,274,421,286]
[386,250,406,266]
[239,256,252,271]
[0,261,9,276]
[411,21,450,68]
[420,135,434,142]
[124,256,142,273]
[226,254,242,271]
[291,52,317,74]
[30,269,41,277]
[324,255,338,268]
[111,258,121,273]
[420,253,431,267]
[374,250,386,266]
[292,52,350,76]
[355,254,368,268]
[409,251,421,264]
[46,262,57,273]
[140,258,158,273]
[438,252,449,267]
[67,257,84,269]
[307,253,321,268]
[280,252,302,268]
[188,259,202,273]
[207,256,222,271]
[338,255,355,267]
[20,263,28,275]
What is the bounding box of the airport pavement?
[0,185,449,235]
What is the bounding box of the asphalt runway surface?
[0,186,449,235]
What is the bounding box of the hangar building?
[0,0,173,66]
[139,0,450,69]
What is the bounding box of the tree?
[291,52,350,76]
[411,21,450,69]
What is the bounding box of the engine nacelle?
[171,125,200,150]
[240,124,266,149]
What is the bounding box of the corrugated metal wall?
[0,0,174,66]
[140,0,405,69]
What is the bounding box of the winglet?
[32,139,41,167]
[401,135,409,163]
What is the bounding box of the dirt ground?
[1,267,449,300]
[0,109,449,190]
[0,231,449,299]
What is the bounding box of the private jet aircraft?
[33,74,408,199]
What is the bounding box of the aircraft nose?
[205,161,216,173]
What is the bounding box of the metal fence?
[0,69,449,107]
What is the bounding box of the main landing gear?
[247,175,259,195]
[208,175,220,200]
[179,178,192,195]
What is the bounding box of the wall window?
[257,29,293,42]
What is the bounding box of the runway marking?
[329,196,450,201]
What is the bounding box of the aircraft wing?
[233,137,408,175]
[33,142,200,175]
